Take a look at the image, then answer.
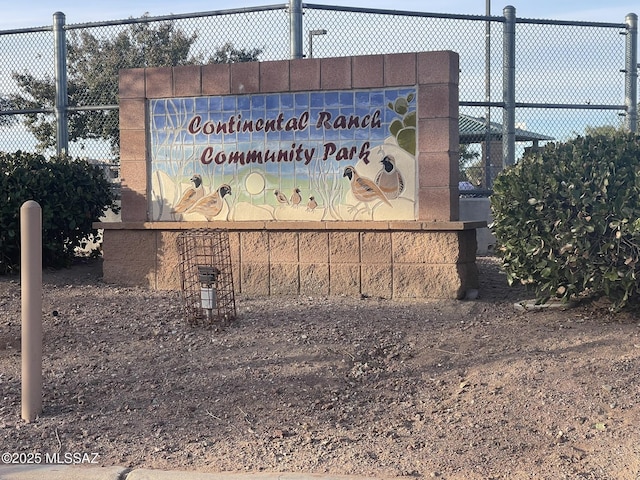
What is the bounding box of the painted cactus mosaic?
[149,87,417,221]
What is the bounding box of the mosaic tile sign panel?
[149,87,417,222]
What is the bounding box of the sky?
[0,0,637,30]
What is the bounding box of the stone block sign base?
[100,221,482,300]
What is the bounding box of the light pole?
[308,29,327,58]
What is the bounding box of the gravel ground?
[1,256,639,479]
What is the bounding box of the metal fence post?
[53,12,69,156]
[289,0,303,59]
[484,0,492,188]
[625,13,638,133]
[502,6,516,167]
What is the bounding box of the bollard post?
[21,200,42,422]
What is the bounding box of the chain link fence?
[0,3,635,192]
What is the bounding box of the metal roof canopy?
[459,114,554,144]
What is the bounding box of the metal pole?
[484,0,492,188]
[289,0,303,59]
[308,29,327,59]
[502,5,516,167]
[21,201,43,423]
[53,12,68,156]
[625,13,638,133]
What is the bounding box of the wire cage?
[176,229,236,326]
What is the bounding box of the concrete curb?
[128,471,384,480]
[0,465,127,480]
[0,465,391,480]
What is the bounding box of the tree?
[11,18,262,153]
[0,97,17,127]
[207,42,264,64]
[459,143,481,185]
[584,123,627,138]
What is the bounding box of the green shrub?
[491,132,640,310]
[0,151,119,273]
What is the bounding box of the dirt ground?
[1,256,639,479]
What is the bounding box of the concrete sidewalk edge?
[0,464,127,480]
[0,465,394,480]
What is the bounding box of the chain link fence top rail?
[0,3,634,187]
